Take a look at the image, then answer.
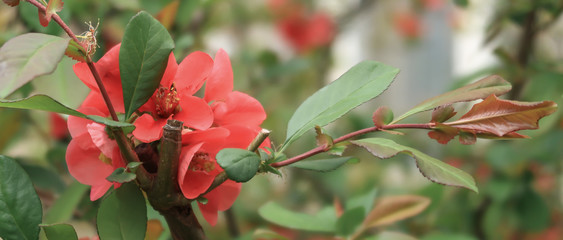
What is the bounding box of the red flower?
[133,51,214,143]
[66,92,124,200]
[178,49,269,225]
[269,0,335,53]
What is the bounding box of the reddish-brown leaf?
[445,95,557,136]
[39,0,64,27]
[476,132,529,139]
[372,106,393,127]
[431,105,456,123]
[2,0,19,7]
[458,131,476,145]
[428,123,458,144]
[315,126,333,149]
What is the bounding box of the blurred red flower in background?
[269,0,335,53]
[393,10,423,39]
[49,113,69,140]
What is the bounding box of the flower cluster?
[67,45,269,225]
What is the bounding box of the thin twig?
[24,0,79,43]
[271,123,433,168]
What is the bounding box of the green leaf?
[0,94,134,128]
[281,61,399,153]
[516,187,549,231]
[44,181,88,224]
[97,182,147,240]
[351,138,478,192]
[252,229,289,240]
[372,106,394,127]
[346,188,378,216]
[127,162,143,170]
[106,167,137,183]
[289,157,356,172]
[120,11,175,118]
[392,75,511,124]
[336,207,365,236]
[0,33,70,98]
[258,201,337,233]
[216,148,261,182]
[453,0,469,8]
[41,223,78,240]
[0,155,42,240]
[21,163,66,193]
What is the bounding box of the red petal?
[178,144,218,199]
[87,122,118,158]
[204,49,233,102]
[68,106,104,139]
[66,134,113,186]
[174,51,213,95]
[72,45,125,113]
[178,143,203,185]
[210,180,241,211]
[223,125,266,149]
[213,91,266,127]
[132,114,168,143]
[181,127,229,146]
[160,53,179,88]
[174,95,213,130]
[90,182,112,201]
[198,180,241,226]
[181,169,215,199]
[73,63,98,91]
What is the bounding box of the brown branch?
[510,5,538,100]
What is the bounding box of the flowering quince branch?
[0,1,559,239]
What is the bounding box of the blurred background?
[0,0,562,239]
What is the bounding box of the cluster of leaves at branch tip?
[428,94,557,145]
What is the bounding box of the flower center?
[155,84,180,118]
[189,152,215,172]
